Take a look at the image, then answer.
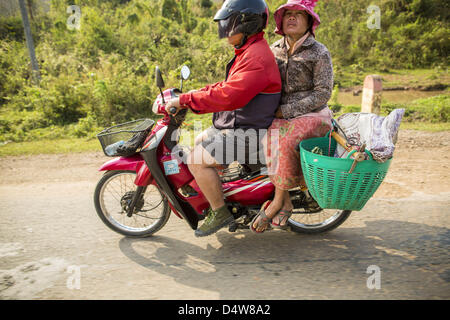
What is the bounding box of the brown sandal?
[270,209,292,230]
[250,201,272,234]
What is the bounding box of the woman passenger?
[252,0,334,232]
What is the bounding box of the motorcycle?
[93,66,352,237]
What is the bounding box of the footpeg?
[229,222,238,232]
[228,221,249,232]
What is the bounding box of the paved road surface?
[0,130,449,299]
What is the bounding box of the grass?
[336,67,449,89]
[378,69,449,89]
[399,122,450,132]
[0,138,101,157]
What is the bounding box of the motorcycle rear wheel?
[288,209,351,234]
[94,170,170,237]
[288,190,352,234]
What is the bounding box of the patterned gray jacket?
[270,34,334,119]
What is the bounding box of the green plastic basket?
[299,135,392,211]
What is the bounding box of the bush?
[72,112,102,138]
[406,95,449,122]
[381,95,449,122]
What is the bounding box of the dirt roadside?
[1,129,449,195]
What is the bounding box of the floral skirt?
[265,112,332,190]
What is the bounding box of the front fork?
[126,186,147,217]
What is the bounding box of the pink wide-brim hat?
[274,0,321,37]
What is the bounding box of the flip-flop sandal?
[270,209,292,230]
[250,201,272,234]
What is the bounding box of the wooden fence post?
[18,0,41,85]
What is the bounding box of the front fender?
[99,154,144,172]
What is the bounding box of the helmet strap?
[235,34,248,49]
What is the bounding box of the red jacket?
[179,32,282,129]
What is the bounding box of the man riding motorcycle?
[165,0,282,237]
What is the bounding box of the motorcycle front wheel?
[94,170,170,237]
[288,190,352,234]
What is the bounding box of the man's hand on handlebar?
[165,97,187,116]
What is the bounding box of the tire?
[94,170,170,237]
[288,209,352,234]
[287,190,352,234]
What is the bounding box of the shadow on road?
[118,220,449,299]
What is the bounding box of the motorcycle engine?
[219,163,253,182]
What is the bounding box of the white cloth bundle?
[334,109,405,163]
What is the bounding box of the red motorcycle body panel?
[134,163,153,186]
[98,154,144,172]
[98,154,153,186]
[158,144,210,215]
[223,176,274,205]
[159,152,194,189]
[188,176,274,208]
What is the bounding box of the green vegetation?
[0,137,101,156]
[400,122,450,131]
[330,94,450,124]
[383,95,449,122]
[0,0,449,156]
[314,0,449,74]
[333,67,450,89]
[1,99,448,157]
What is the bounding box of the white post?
[361,75,382,114]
